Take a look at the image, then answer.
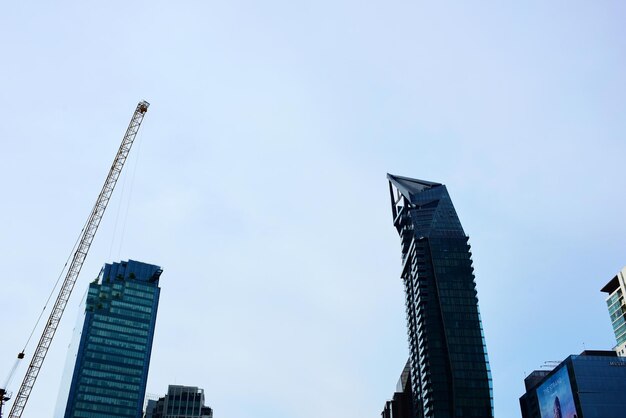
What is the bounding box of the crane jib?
[6,101,150,418]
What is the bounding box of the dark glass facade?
[387,174,493,418]
[381,360,415,418]
[59,260,163,418]
[520,351,626,418]
[145,385,213,418]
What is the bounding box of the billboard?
[537,366,578,418]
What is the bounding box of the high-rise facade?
[56,259,163,418]
[601,266,626,356]
[145,385,213,418]
[387,174,493,418]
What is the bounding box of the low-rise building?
[145,385,212,418]
[519,350,626,418]
[381,360,414,418]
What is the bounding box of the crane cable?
[117,125,144,258]
[108,157,129,260]
[3,217,89,391]
[11,125,146,389]
[107,125,143,260]
[2,358,20,392]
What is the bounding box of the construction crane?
[1,101,150,418]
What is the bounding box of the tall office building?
[601,266,626,356]
[56,259,163,418]
[145,385,213,418]
[387,174,493,418]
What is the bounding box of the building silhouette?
[56,260,163,418]
[519,350,626,418]
[381,360,414,418]
[144,385,213,418]
[387,174,493,418]
[601,266,626,356]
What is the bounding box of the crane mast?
[5,101,150,418]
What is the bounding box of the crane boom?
[7,101,150,418]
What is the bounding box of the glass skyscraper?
[56,259,163,418]
[387,174,493,418]
[601,266,626,357]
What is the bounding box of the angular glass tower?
[387,174,493,418]
[57,259,163,418]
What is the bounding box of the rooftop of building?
[99,259,163,284]
[601,266,626,294]
[387,174,442,198]
[523,350,618,393]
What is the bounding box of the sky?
[1,1,625,417]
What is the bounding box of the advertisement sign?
[537,366,578,418]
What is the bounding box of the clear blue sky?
[1,1,625,417]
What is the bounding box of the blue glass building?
[387,174,493,418]
[519,350,626,418]
[601,267,626,356]
[56,260,163,418]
